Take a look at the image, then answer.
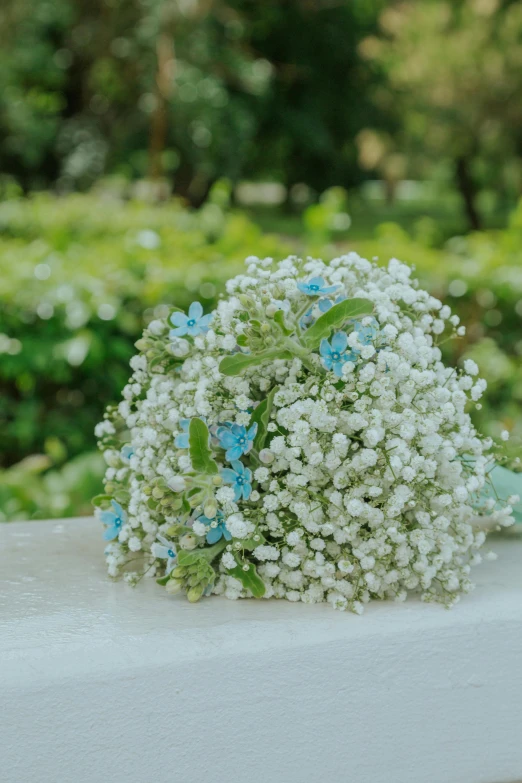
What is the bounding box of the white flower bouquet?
[94,253,517,612]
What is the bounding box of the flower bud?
[203,498,217,519]
[165,579,183,595]
[187,585,204,603]
[179,533,198,550]
[188,490,204,507]
[212,475,223,487]
[170,338,190,358]
[259,449,275,464]
[266,303,278,317]
[168,476,187,492]
[238,294,256,310]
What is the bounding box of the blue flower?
[299,307,315,330]
[318,293,347,313]
[151,534,177,574]
[175,418,190,449]
[299,294,346,329]
[320,331,358,377]
[353,317,379,346]
[100,500,127,541]
[297,276,340,297]
[120,444,134,462]
[169,301,213,338]
[197,510,232,545]
[221,460,253,502]
[216,422,258,461]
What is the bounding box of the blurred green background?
[1,0,521,520]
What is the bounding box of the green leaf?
[227,560,266,598]
[92,493,111,507]
[240,532,267,550]
[177,550,204,567]
[189,418,218,475]
[156,574,171,586]
[274,310,293,335]
[219,349,291,376]
[301,298,374,349]
[250,386,278,451]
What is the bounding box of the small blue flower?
[221,460,253,502]
[353,317,379,346]
[120,444,134,463]
[299,294,346,329]
[320,331,358,377]
[318,293,347,313]
[169,301,213,338]
[175,418,190,449]
[197,510,232,545]
[297,276,340,297]
[151,534,177,574]
[299,307,315,330]
[100,500,127,541]
[217,422,258,462]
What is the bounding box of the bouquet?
[94,253,517,612]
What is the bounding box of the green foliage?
[189,418,218,475]
[251,387,277,451]
[219,348,291,376]
[2,192,522,522]
[359,0,522,228]
[301,298,374,349]
[0,451,105,522]
[226,559,266,598]
[0,0,384,198]
[0,192,290,470]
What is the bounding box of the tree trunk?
[148,34,175,182]
[455,156,481,231]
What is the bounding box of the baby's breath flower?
[96,252,509,612]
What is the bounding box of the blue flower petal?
[198,314,213,331]
[219,430,237,448]
[226,445,243,462]
[103,525,119,541]
[100,510,116,525]
[175,433,189,449]
[320,284,341,295]
[318,299,333,313]
[170,324,188,337]
[319,338,332,358]
[331,331,348,352]
[188,301,203,320]
[152,543,171,559]
[170,312,188,327]
[221,468,238,484]
[206,526,223,544]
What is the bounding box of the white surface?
[1,517,522,783]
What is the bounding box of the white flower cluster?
[95,253,514,612]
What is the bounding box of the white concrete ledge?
[1,518,522,783]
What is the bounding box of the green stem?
[201,539,228,562]
[295,297,319,335]
[282,336,324,374]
